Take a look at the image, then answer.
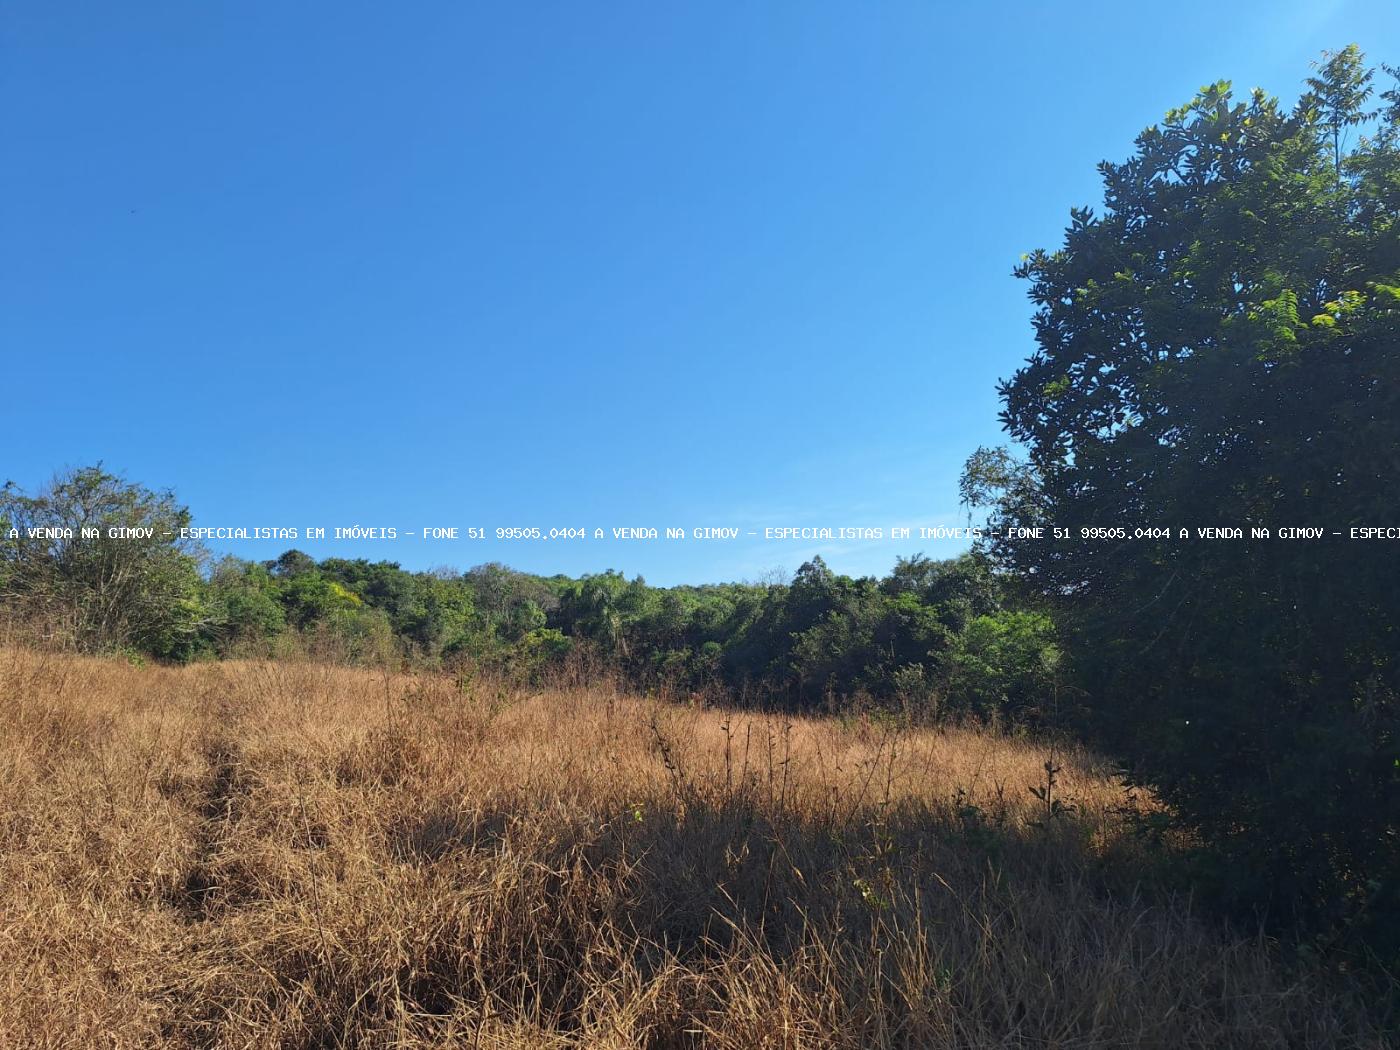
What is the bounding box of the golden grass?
[0,647,1389,1048]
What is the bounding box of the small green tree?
[0,466,206,657]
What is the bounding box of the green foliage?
[278,571,362,629]
[944,611,1059,723]
[0,466,206,658]
[205,558,287,643]
[977,49,1400,955]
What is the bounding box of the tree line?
[0,465,1058,722]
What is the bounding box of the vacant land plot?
[0,649,1387,1048]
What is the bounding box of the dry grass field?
[0,647,1390,1048]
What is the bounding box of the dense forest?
[4,47,1399,972]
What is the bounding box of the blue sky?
[5,1,1397,584]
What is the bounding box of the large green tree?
[974,48,1400,950]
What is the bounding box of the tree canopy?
[970,46,1400,953]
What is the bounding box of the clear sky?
[6,1,1398,585]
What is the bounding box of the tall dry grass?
[0,647,1389,1048]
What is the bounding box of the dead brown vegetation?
[0,648,1389,1048]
